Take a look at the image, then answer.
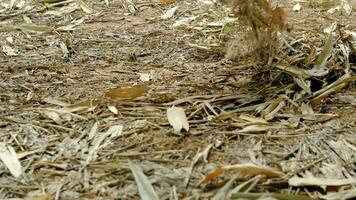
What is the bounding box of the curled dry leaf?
[167,106,189,133]
[105,84,149,100]
[261,97,285,120]
[197,163,283,187]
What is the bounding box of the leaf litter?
[0,0,355,199]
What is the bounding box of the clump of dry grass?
[223,0,287,62]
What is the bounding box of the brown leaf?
[225,164,282,178]
[160,0,177,4]
[197,163,282,187]
[105,85,149,100]
[197,167,225,187]
[214,114,240,121]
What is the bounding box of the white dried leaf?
[167,106,189,133]
[86,125,122,164]
[139,73,151,82]
[237,124,271,133]
[327,6,340,15]
[161,6,179,19]
[207,17,236,27]
[128,161,159,200]
[43,110,61,124]
[108,105,119,114]
[300,103,316,120]
[43,97,70,107]
[9,0,15,9]
[292,3,301,11]
[46,3,79,16]
[76,0,94,14]
[88,121,100,140]
[198,0,215,6]
[320,189,356,200]
[57,18,85,31]
[337,95,356,105]
[294,77,311,94]
[0,143,22,178]
[26,91,33,101]
[345,30,356,40]
[172,16,197,28]
[60,42,69,57]
[15,0,25,9]
[323,22,337,34]
[6,36,13,44]
[341,0,352,15]
[307,67,329,77]
[289,176,356,187]
[262,98,285,121]
[2,44,18,56]
[23,15,32,23]
[238,114,268,124]
[106,125,123,138]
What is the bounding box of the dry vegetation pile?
[0,0,355,199]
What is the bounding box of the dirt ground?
[0,0,355,199]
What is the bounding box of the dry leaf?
[75,0,94,14]
[198,163,282,186]
[289,176,356,187]
[2,44,18,56]
[238,114,268,124]
[139,73,151,82]
[161,6,179,19]
[172,16,197,28]
[43,109,61,124]
[261,97,285,120]
[225,163,282,178]
[214,114,239,121]
[310,75,356,106]
[0,143,22,178]
[300,103,316,120]
[275,63,310,79]
[108,105,119,114]
[26,193,53,200]
[17,23,54,33]
[197,167,225,187]
[293,3,302,11]
[129,161,159,200]
[88,121,100,140]
[237,124,271,133]
[43,98,70,107]
[167,106,189,133]
[160,0,176,4]
[105,85,149,100]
